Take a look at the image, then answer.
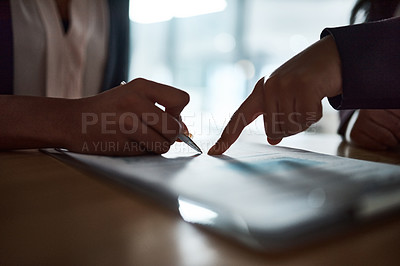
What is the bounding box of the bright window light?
[130,0,227,24]
[173,0,227,18]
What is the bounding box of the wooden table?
[1,134,400,265]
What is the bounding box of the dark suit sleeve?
[0,0,13,95]
[321,17,400,110]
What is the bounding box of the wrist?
[26,97,80,149]
[0,96,79,150]
[54,98,86,151]
[52,98,83,149]
[320,35,343,98]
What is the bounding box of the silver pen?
[178,133,202,154]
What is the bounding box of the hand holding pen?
[121,78,203,153]
[122,80,202,154]
[61,78,198,156]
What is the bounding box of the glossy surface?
[1,134,400,265]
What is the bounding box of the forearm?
[0,95,78,150]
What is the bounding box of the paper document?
[45,138,400,249]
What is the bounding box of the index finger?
[208,90,263,155]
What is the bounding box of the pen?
[178,133,203,154]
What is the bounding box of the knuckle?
[254,77,266,93]
[132,77,147,85]
[264,76,278,94]
[274,72,296,90]
[180,90,190,105]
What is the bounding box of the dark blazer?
[322,17,400,110]
[0,0,130,95]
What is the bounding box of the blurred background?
[128,0,357,136]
